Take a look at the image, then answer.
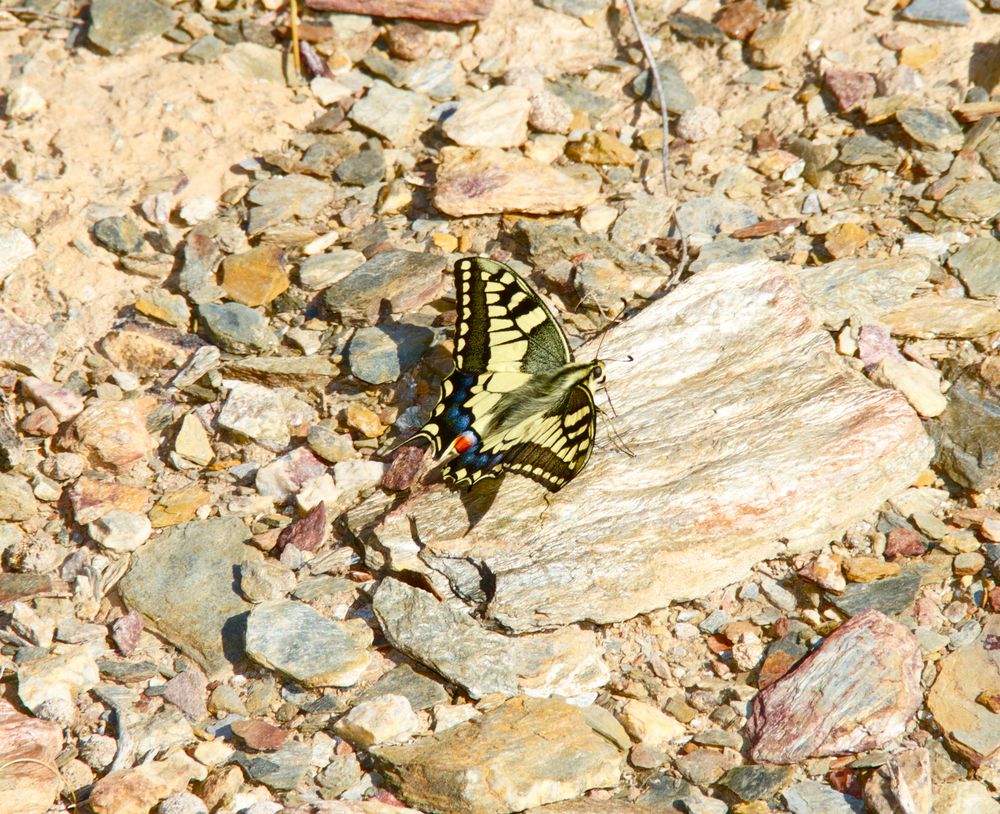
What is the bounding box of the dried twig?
[620,0,690,291]
[621,0,669,195]
[290,0,302,78]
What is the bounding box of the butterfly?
[402,257,604,492]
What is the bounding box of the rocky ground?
[1,0,1000,813]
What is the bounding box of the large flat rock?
[118,517,262,676]
[358,261,932,632]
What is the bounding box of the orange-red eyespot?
[452,432,476,453]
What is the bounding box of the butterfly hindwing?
[441,380,597,493]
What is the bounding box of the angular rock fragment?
[118,517,262,677]
[747,610,921,763]
[373,578,609,700]
[434,146,601,216]
[373,696,627,814]
[361,261,932,631]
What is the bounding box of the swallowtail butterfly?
[403,257,603,492]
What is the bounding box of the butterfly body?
[404,257,602,492]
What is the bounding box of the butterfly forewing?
[454,258,571,374]
[405,257,600,492]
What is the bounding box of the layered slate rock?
[372,696,627,814]
[358,261,933,632]
[118,517,262,677]
[372,577,609,699]
[928,614,1000,767]
[747,610,922,763]
[245,600,372,688]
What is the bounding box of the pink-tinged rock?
[885,527,926,559]
[20,406,58,436]
[858,324,904,370]
[928,614,1000,767]
[747,609,921,763]
[21,377,84,422]
[863,746,931,814]
[305,0,494,23]
[278,501,328,553]
[824,69,876,113]
[796,550,846,592]
[255,446,329,501]
[382,445,426,492]
[60,397,157,472]
[434,146,600,216]
[163,668,208,721]
[112,610,143,655]
[67,477,151,525]
[88,752,207,814]
[0,699,63,814]
[231,718,288,751]
[0,307,56,378]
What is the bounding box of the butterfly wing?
[443,381,597,492]
[453,257,571,375]
[406,257,572,457]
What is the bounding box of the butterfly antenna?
[595,386,635,457]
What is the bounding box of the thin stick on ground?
[290,0,302,78]
[621,0,670,195]
[620,0,690,292]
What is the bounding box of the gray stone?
[244,599,371,687]
[322,249,447,325]
[372,578,609,700]
[297,249,366,291]
[360,261,933,632]
[896,108,963,151]
[838,134,898,168]
[181,35,225,64]
[358,664,449,711]
[93,216,146,255]
[689,237,773,274]
[939,181,1000,222]
[668,12,726,44]
[335,142,386,186]
[949,238,1000,298]
[348,80,432,145]
[219,42,285,84]
[405,59,459,100]
[197,303,278,354]
[246,174,335,235]
[797,255,932,329]
[610,195,672,248]
[372,696,626,814]
[316,753,362,796]
[900,0,971,25]
[783,781,864,814]
[513,219,670,283]
[673,196,759,244]
[546,77,614,117]
[87,0,177,54]
[217,381,289,450]
[0,474,36,521]
[536,0,609,19]
[933,368,1000,491]
[178,234,224,305]
[237,739,311,791]
[117,517,262,677]
[631,59,697,114]
[720,764,796,802]
[0,228,35,285]
[347,322,436,385]
[826,566,924,618]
